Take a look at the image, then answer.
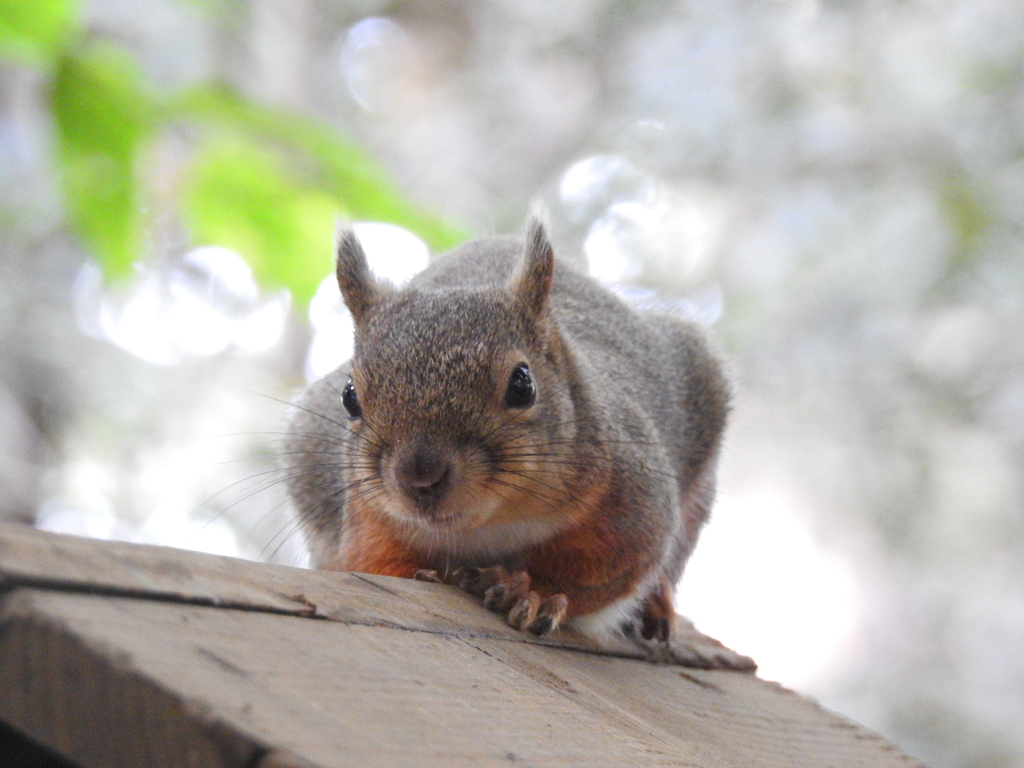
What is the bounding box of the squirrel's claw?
[530,594,568,635]
[455,566,569,637]
[454,565,509,597]
[507,591,541,631]
[484,569,531,613]
[637,577,675,644]
[413,569,443,583]
[641,613,672,643]
[508,590,568,636]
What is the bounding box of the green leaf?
[0,0,79,67]
[45,43,465,310]
[939,177,989,266]
[171,84,468,253]
[52,43,154,281]
[183,135,337,307]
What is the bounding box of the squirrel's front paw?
[454,566,568,636]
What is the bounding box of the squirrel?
[285,216,754,669]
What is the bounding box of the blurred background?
[1,1,1022,765]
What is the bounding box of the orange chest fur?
[336,476,666,616]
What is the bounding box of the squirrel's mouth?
[389,487,500,533]
[417,511,462,528]
[403,499,482,530]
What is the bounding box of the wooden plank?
[460,639,918,768]
[0,588,925,768]
[0,525,745,664]
[0,522,314,616]
[0,523,614,653]
[0,590,259,768]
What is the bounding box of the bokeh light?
[677,491,862,689]
[75,246,288,366]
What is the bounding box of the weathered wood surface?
[0,519,613,653]
[0,524,925,768]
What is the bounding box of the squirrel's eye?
[341,379,362,419]
[505,364,536,408]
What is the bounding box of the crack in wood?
[349,573,403,597]
[0,578,319,619]
[678,670,723,691]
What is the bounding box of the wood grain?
[0,524,609,652]
[0,525,927,767]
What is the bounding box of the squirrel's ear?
[336,228,382,324]
[510,216,554,321]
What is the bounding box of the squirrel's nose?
[395,446,451,496]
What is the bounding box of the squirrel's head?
[332,218,577,539]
